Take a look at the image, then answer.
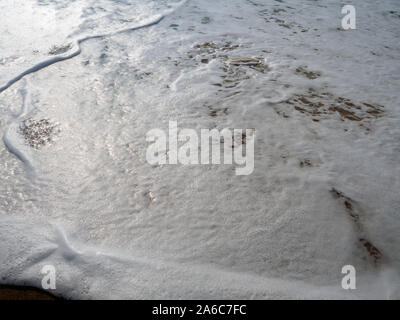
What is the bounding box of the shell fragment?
[226,57,261,66]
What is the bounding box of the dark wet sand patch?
[0,285,58,300]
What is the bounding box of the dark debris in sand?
[330,188,383,265]
[48,43,72,55]
[184,41,269,120]
[19,118,59,149]
[276,88,384,131]
[295,66,321,79]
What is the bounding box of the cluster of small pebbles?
[19,119,59,149]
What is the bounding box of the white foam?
[0,0,399,299]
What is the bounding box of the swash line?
[0,0,189,170]
[0,0,189,93]
[0,14,163,172]
[0,14,165,94]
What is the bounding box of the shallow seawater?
[0,0,399,299]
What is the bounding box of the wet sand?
[0,285,58,300]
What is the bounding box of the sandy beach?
[0,285,58,300]
[0,0,399,299]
